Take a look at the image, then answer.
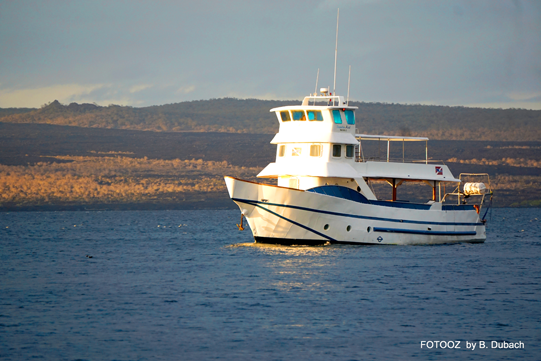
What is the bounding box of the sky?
[0,0,540,110]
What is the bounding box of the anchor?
[236,213,245,231]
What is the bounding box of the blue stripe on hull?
[254,236,378,246]
[373,227,477,236]
[233,198,483,227]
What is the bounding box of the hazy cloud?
[0,84,109,108]
[129,84,154,94]
[176,85,196,94]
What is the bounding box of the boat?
[224,11,492,246]
[224,87,493,246]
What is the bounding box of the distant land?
[1,98,540,141]
[1,122,540,210]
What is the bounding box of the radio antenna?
[314,68,319,105]
[347,65,351,105]
[333,8,339,106]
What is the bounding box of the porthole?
[367,226,371,233]
[324,224,329,231]
[346,225,352,232]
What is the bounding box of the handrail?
[356,157,445,164]
[357,136,429,164]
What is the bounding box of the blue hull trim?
[373,227,477,236]
[233,198,483,227]
[254,236,377,246]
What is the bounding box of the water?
[1,208,540,360]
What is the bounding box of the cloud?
[129,84,154,93]
[226,92,299,101]
[506,91,541,101]
[176,85,196,94]
[0,83,109,108]
[464,101,541,110]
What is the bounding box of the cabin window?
[279,145,286,157]
[292,147,302,156]
[332,109,342,124]
[280,111,291,122]
[292,110,306,121]
[307,110,323,121]
[345,110,355,125]
[346,145,354,158]
[310,144,322,157]
[332,144,342,157]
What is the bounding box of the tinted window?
[292,147,302,156]
[332,110,342,124]
[333,144,341,157]
[279,145,285,157]
[307,110,323,121]
[292,111,306,121]
[280,111,291,122]
[345,110,355,125]
[346,145,354,158]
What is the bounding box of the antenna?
[347,65,351,105]
[333,8,339,106]
[314,68,319,105]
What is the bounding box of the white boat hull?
[225,176,486,245]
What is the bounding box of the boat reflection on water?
[227,242,345,292]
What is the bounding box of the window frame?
[292,147,302,156]
[332,109,342,124]
[346,145,354,158]
[291,110,307,121]
[279,111,291,122]
[332,144,342,158]
[278,145,286,157]
[310,144,322,157]
[345,110,355,125]
[307,110,323,121]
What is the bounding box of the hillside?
[0,107,35,117]
[1,98,540,141]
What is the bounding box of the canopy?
[356,134,429,141]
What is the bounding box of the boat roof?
[356,134,429,142]
[270,95,358,112]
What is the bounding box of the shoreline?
[0,199,237,212]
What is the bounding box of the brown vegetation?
[447,157,541,168]
[0,155,539,209]
[0,156,262,207]
[490,174,541,191]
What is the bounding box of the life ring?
[473,205,480,214]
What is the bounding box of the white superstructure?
[224,92,492,245]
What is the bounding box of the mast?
[333,8,339,106]
[347,65,351,105]
[314,68,319,105]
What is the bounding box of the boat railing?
[355,134,430,164]
[355,156,445,165]
[441,173,494,220]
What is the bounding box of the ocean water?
[0,208,540,361]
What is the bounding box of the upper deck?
[269,95,358,145]
[261,92,459,184]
